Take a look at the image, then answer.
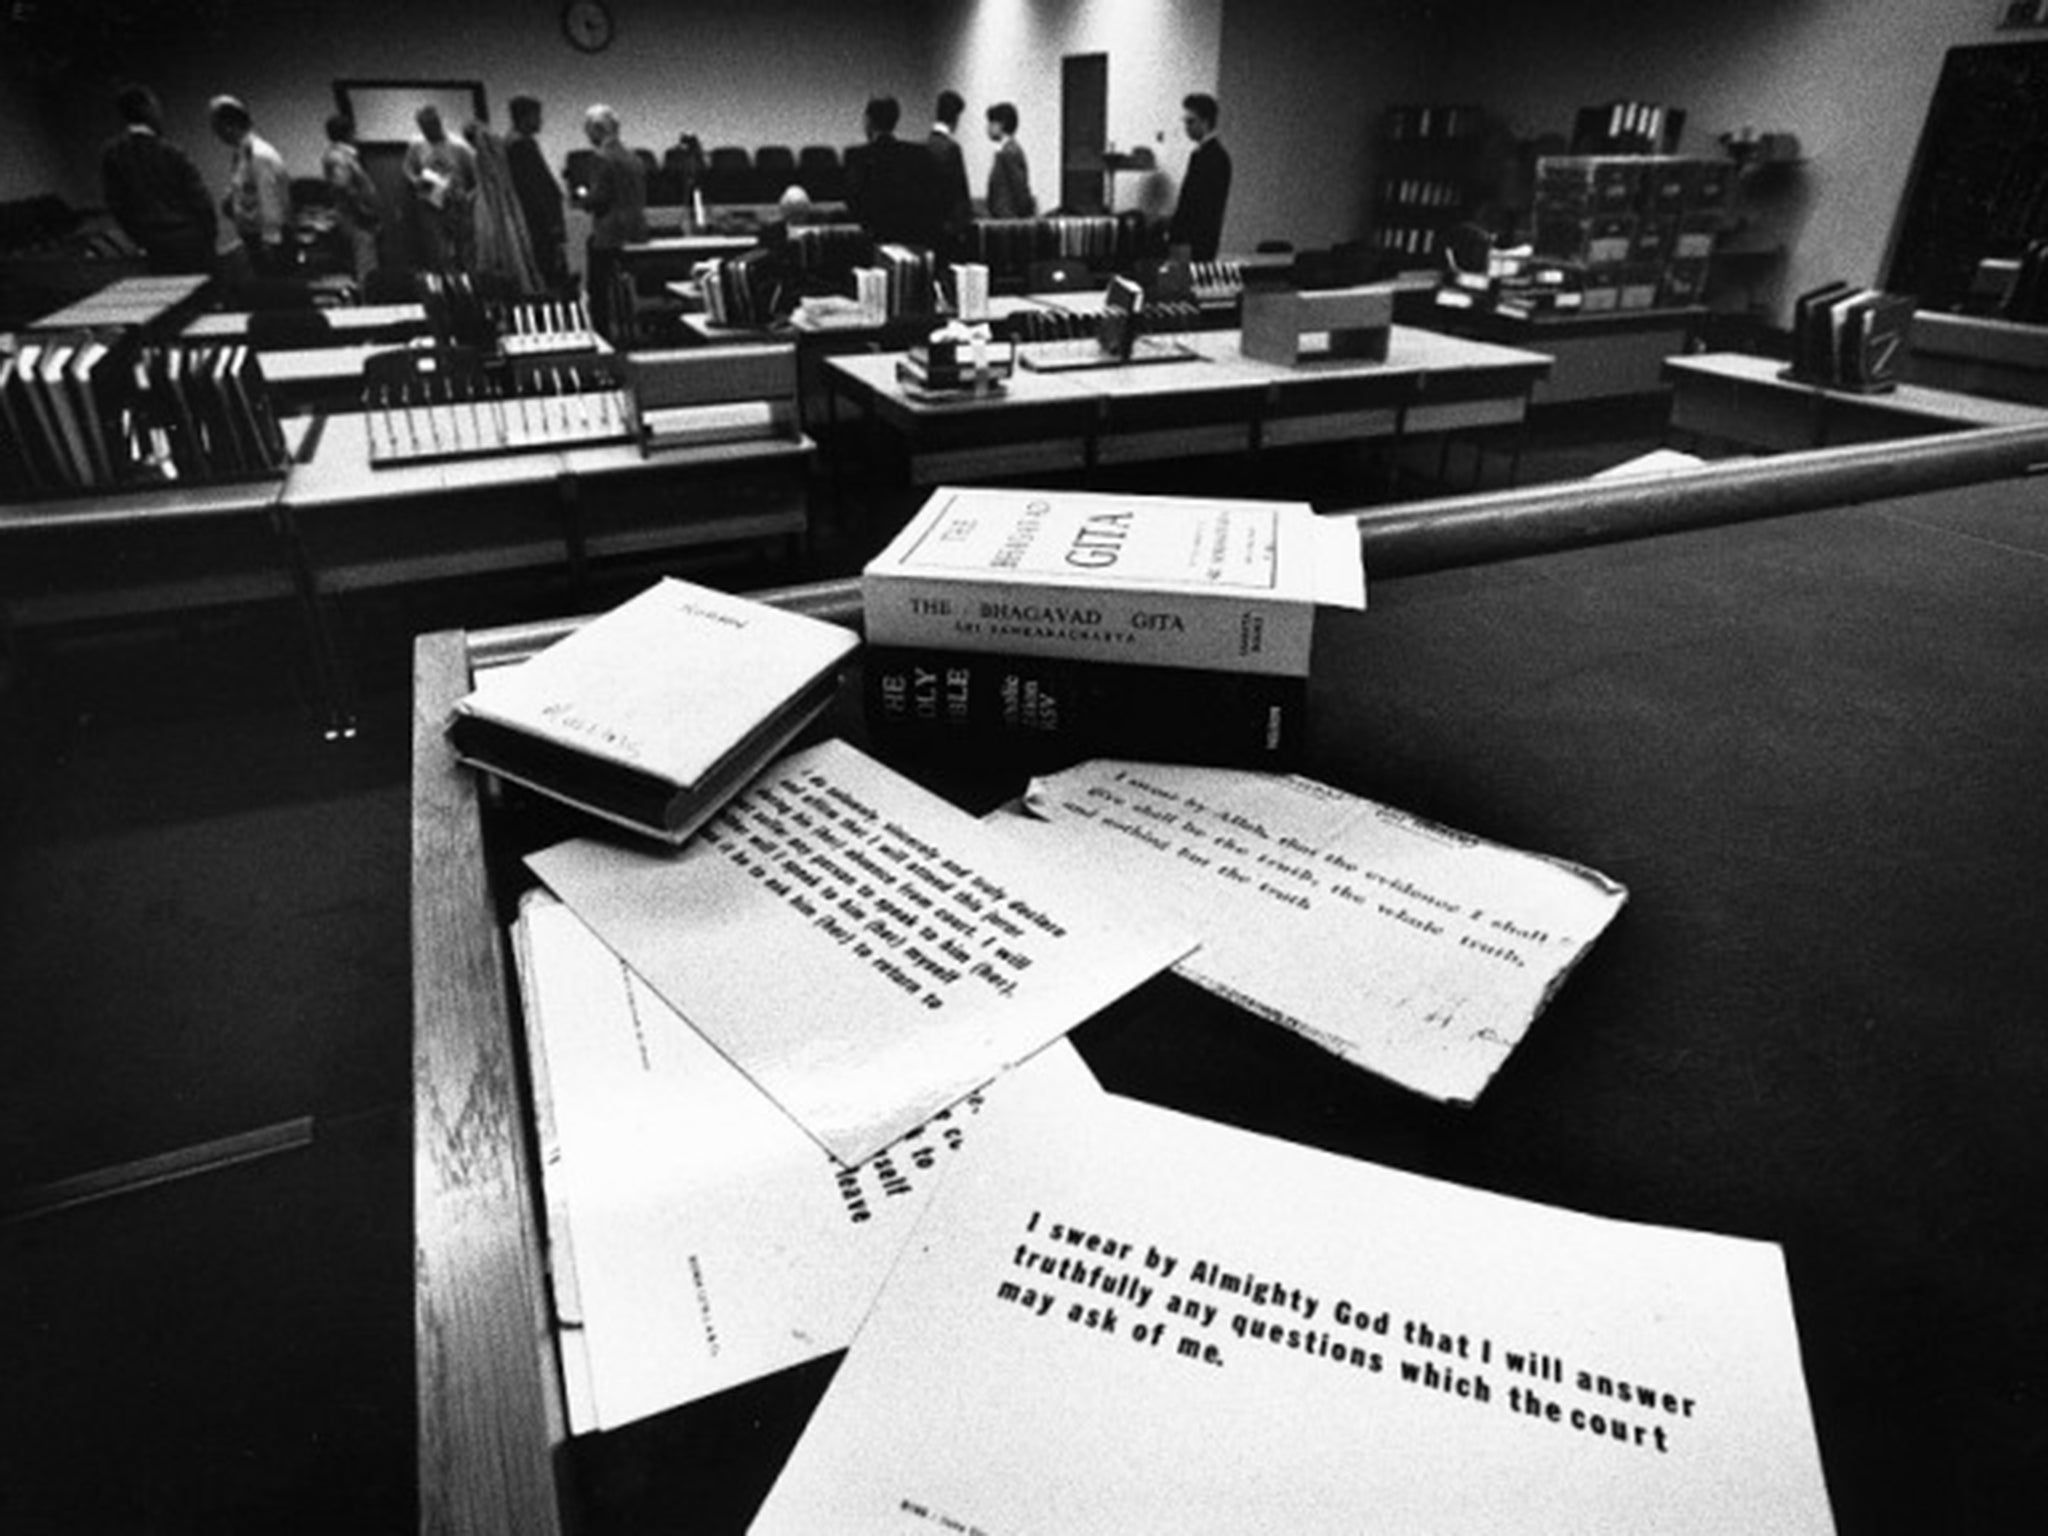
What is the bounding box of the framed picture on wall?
[333,79,490,144]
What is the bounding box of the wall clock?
[561,0,615,53]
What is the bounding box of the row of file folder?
[1,338,289,498]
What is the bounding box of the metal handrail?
[464,422,2048,668]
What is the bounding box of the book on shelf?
[446,576,859,844]
[864,645,1308,768]
[862,485,1367,678]
[750,1049,1835,1536]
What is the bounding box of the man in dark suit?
[1169,92,1232,263]
[100,85,218,274]
[848,95,943,252]
[581,103,648,339]
[928,89,973,258]
[507,95,569,293]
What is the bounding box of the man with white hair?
[581,103,647,338]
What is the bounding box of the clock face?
[562,0,614,53]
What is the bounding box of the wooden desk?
[1424,303,1706,404]
[28,272,211,332]
[821,325,1551,490]
[285,405,811,621]
[258,343,395,414]
[0,460,349,732]
[0,475,293,625]
[1903,310,2048,406]
[414,429,2048,1535]
[3,404,811,736]
[1665,351,2048,450]
[181,303,429,344]
[620,234,760,262]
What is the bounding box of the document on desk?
[513,891,1103,1433]
[528,738,1192,1166]
[1003,760,1628,1103]
[750,1053,1836,1536]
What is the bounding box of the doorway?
[1061,53,1108,214]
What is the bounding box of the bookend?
[1780,281,1916,394]
[1240,284,1394,367]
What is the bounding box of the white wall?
[34,0,940,208]
[929,0,1225,221]
[1436,0,2036,322]
[0,67,71,203]
[1219,0,1444,255]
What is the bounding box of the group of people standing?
[847,88,1232,261]
[99,85,582,298]
[98,79,1235,312]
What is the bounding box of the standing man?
[847,96,943,252]
[928,89,973,258]
[100,85,217,274]
[506,95,569,294]
[983,102,1034,220]
[322,114,384,284]
[1168,92,1232,262]
[405,105,478,273]
[581,104,647,340]
[208,94,291,278]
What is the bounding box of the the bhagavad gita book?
[749,1053,1836,1536]
[447,577,858,843]
[861,485,1366,676]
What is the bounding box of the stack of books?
[894,322,1014,398]
[698,248,780,328]
[0,338,288,497]
[860,485,1367,768]
[1383,103,1486,143]
[447,576,859,843]
[874,243,938,318]
[785,224,874,288]
[1786,281,1916,392]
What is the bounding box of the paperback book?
[862,485,1366,677]
[447,577,859,843]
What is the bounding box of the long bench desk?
[1414,302,1706,405]
[2,386,813,736]
[180,302,430,344]
[820,324,1553,495]
[414,428,2048,1536]
[1903,310,2048,406]
[1665,351,2048,451]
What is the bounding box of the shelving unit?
[1369,105,1492,270]
[1705,145,1805,320]
[1530,154,1734,313]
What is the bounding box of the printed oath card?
[749,1052,1836,1535]
[529,738,1192,1166]
[514,890,1100,1432]
[1006,760,1628,1102]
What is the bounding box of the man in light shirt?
[405,104,480,273]
[207,94,290,278]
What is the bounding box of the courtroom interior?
[2,1,2044,1533]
